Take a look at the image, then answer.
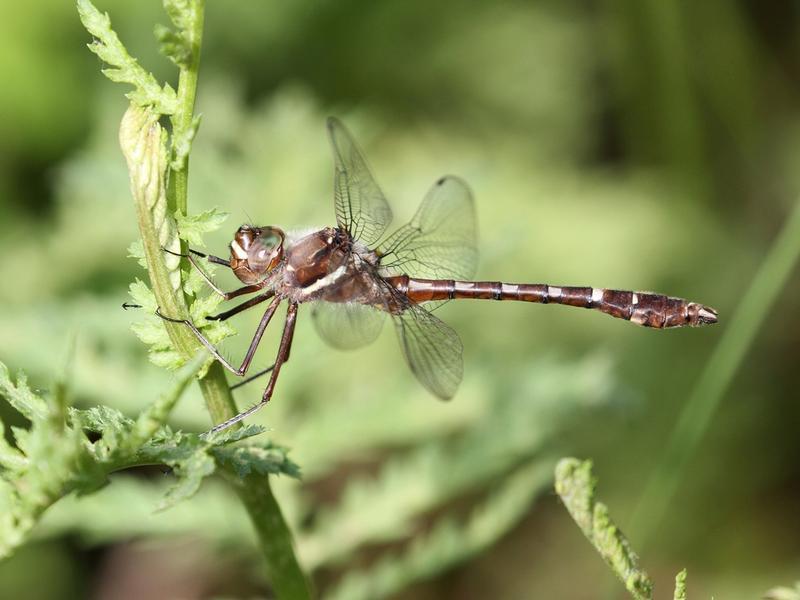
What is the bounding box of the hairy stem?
[237,477,315,599]
[120,1,311,596]
[168,0,204,217]
[166,2,312,595]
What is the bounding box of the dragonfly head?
[230,225,285,284]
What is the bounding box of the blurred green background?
[1,1,799,598]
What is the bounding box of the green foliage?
[77,2,314,597]
[136,423,298,512]
[300,356,611,571]
[171,114,202,171]
[175,207,229,247]
[127,258,234,373]
[0,354,298,557]
[555,458,688,600]
[629,196,800,546]
[159,0,201,66]
[31,352,617,598]
[673,569,687,600]
[4,0,791,595]
[119,104,234,372]
[77,0,177,114]
[326,461,551,600]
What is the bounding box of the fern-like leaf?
[77,0,177,114]
[324,461,550,600]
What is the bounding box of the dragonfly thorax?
[284,227,352,289]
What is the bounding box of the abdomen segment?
[386,276,718,329]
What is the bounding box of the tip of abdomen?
[689,303,718,326]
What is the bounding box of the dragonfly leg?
[206,301,298,434]
[162,247,257,299]
[163,246,230,266]
[206,290,276,322]
[229,364,274,390]
[228,319,294,391]
[156,295,282,377]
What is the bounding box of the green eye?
[261,233,279,247]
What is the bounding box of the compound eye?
[260,230,281,249]
[247,228,284,271]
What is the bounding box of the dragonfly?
[157,117,718,434]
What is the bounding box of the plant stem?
[629,197,800,547]
[237,477,315,599]
[169,0,204,217]
[141,1,312,596]
[197,365,313,598]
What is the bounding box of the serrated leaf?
[555,458,654,600]
[70,406,134,434]
[130,319,171,350]
[204,424,267,445]
[213,444,301,479]
[77,0,177,114]
[184,262,212,295]
[171,115,201,171]
[70,407,134,463]
[0,355,200,557]
[156,450,215,512]
[148,349,186,371]
[0,363,49,423]
[164,0,194,37]
[127,240,148,269]
[138,429,217,512]
[189,292,225,322]
[129,280,196,371]
[673,569,687,600]
[175,208,229,247]
[138,429,199,464]
[154,24,191,68]
[202,321,236,347]
[0,422,26,472]
[128,279,157,312]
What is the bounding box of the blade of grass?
[629,197,800,545]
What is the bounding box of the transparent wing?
[311,301,386,350]
[327,117,393,246]
[378,176,478,280]
[392,300,464,400]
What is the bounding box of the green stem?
[158,3,312,596]
[169,0,204,217]
[237,477,315,599]
[629,197,800,546]
[197,365,313,598]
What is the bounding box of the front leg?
[156,295,282,377]
[206,302,299,434]
[162,247,259,300]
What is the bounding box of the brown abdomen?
[386,276,718,329]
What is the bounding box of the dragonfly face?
[230,225,285,284]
